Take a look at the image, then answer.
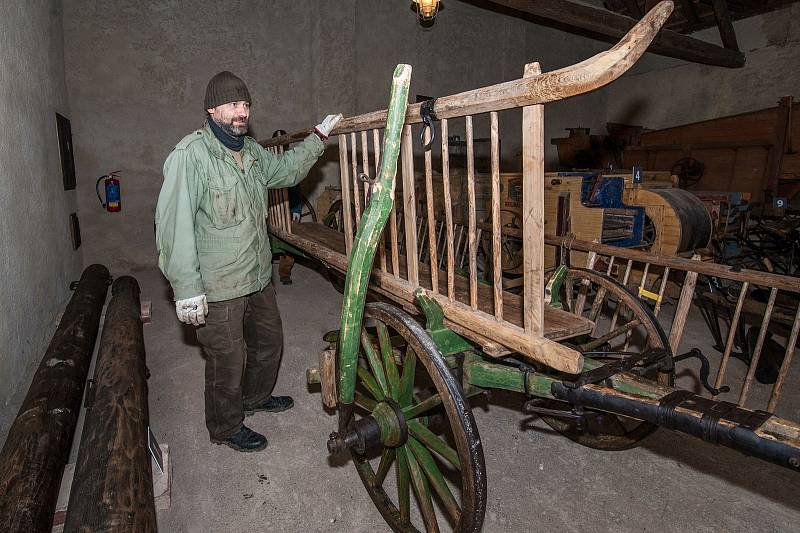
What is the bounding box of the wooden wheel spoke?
[404,446,440,533]
[408,436,462,524]
[376,322,401,398]
[594,413,628,436]
[354,391,378,412]
[408,420,461,469]
[579,318,641,352]
[372,448,395,488]
[403,394,443,421]
[357,365,385,401]
[398,345,417,407]
[588,286,607,323]
[362,330,390,396]
[396,445,411,524]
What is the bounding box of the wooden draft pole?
[0,264,110,533]
[64,276,156,533]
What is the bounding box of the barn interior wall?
[0,1,83,441]
[63,0,610,272]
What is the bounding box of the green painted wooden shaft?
[338,64,412,404]
[463,354,667,400]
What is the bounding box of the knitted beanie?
[204,71,251,110]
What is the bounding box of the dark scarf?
[207,117,245,152]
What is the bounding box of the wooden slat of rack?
[441,118,456,301]
[361,130,370,210]
[739,287,778,406]
[713,282,749,391]
[338,135,354,255]
[652,266,670,317]
[490,111,503,320]
[608,259,633,333]
[768,303,800,411]
[522,62,545,336]
[466,115,478,310]
[401,125,418,286]
[668,254,700,352]
[423,127,439,294]
[350,132,361,226]
[373,129,387,272]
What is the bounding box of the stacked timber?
[64,276,156,533]
[0,264,110,533]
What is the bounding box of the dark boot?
[244,395,294,415]
[211,425,268,452]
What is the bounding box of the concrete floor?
[139,261,800,533]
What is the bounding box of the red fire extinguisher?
[95,171,121,212]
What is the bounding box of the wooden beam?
[711,0,740,51]
[262,2,676,148]
[479,0,745,68]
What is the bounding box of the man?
[155,71,341,452]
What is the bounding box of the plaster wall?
[0,1,82,440]
[607,5,800,130]
[64,0,611,272]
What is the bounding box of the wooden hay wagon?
[261,3,800,531]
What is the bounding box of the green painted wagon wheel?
[346,302,486,532]
[540,267,675,451]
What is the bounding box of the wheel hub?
[327,399,408,455]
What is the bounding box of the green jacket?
[155,123,323,302]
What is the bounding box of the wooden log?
[522,62,545,336]
[260,3,677,148]
[338,135,354,255]
[441,118,456,302]
[64,276,156,532]
[490,111,503,320]
[466,115,478,310]
[0,264,110,533]
[401,125,418,286]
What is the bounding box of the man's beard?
[215,117,248,137]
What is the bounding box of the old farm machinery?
[261,3,800,531]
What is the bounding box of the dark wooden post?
[0,264,110,533]
[64,276,156,533]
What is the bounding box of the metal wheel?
[540,267,674,450]
[343,302,486,532]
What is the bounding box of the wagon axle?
[328,399,409,455]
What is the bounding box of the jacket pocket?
[209,183,244,229]
[197,237,239,271]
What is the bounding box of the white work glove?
[175,294,208,326]
[292,212,301,222]
[313,113,343,140]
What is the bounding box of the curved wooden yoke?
[264,2,675,374]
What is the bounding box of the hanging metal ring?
[419,98,438,151]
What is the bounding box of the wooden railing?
[547,234,800,415]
